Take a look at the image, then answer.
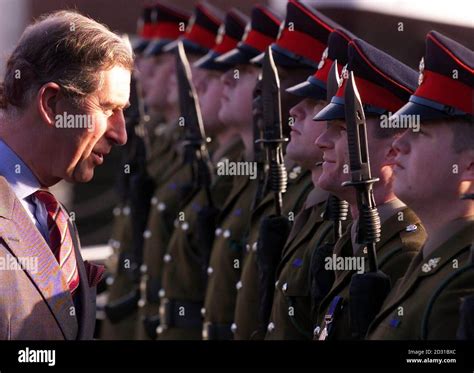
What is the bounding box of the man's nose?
[315,128,331,150]
[107,113,127,146]
[221,69,233,86]
[392,130,409,155]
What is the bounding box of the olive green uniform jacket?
[314,204,427,340]
[367,216,474,340]
[232,165,314,340]
[202,169,259,340]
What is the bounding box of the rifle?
[175,41,214,207]
[256,46,288,216]
[342,71,391,339]
[255,47,292,334]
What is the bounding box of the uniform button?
[158,289,166,298]
[231,323,237,334]
[123,206,131,215]
[223,229,231,238]
[156,326,164,335]
[151,196,158,205]
[267,322,275,333]
[112,207,121,216]
[106,276,114,286]
[252,242,257,252]
[181,222,189,231]
[157,202,166,211]
[140,264,147,274]
[313,326,321,337]
[138,299,146,308]
[282,283,288,293]
[164,254,172,263]
[143,229,151,239]
[201,307,206,317]
[289,172,297,180]
[406,224,418,232]
[215,228,222,236]
[207,267,214,275]
[236,281,243,290]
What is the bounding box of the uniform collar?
[0,140,41,201]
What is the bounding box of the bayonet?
[176,40,214,206]
[342,71,381,272]
[257,47,288,216]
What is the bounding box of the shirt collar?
[0,140,41,201]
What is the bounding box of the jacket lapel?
[0,178,78,340]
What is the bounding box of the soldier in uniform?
[265,28,355,340]
[200,6,286,340]
[367,31,473,340]
[101,2,189,340]
[142,7,249,340]
[231,1,342,340]
[312,38,428,340]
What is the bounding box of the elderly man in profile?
[0,10,133,340]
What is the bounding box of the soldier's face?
[392,122,472,209]
[286,98,326,169]
[143,53,175,112]
[218,65,260,128]
[196,69,225,136]
[315,119,351,196]
[53,66,130,184]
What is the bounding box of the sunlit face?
[391,122,471,209]
[218,65,259,128]
[315,117,394,199]
[286,98,326,169]
[143,53,175,111]
[51,66,130,183]
[195,69,225,136]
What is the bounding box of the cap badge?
[338,64,348,88]
[318,47,329,70]
[418,57,425,86]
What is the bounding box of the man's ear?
[37,82,61,127]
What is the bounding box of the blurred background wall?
[0,0,472,246]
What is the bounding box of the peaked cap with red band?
[142,2,190,57]
[133,4,156,54]
[194,9,249,71]
[287,28,356,100]
[314,38,418,121]
[252,0,340,69]
[163,2,224,56]
[215,5,281,67]
[393,31,474,121]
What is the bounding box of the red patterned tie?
[34,190,80,295]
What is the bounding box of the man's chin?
[71,167,95,183]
